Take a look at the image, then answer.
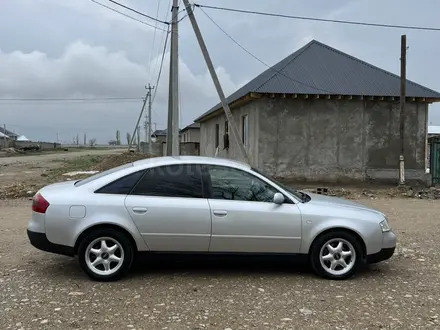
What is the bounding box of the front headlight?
[380,218,391,232]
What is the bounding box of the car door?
[124,163,212,252]
[204,165,302,254]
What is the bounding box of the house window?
[225,121,229,135]
[242,115,248,146]
[215,124,220,148]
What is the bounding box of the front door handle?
[132,207,147,214]
[213,210,228,217]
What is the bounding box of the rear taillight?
[32,193,50,214]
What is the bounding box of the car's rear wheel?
[78,228,134,281]
[310,231,363,280]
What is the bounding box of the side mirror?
[273,192,284,205]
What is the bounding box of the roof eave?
[195,93,258,123]
[195,93,440,123]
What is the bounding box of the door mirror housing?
[273,192,285,205]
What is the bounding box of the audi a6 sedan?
[27,156,396,281]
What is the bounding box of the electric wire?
[89,0,167,31]
[194,3,440,32]
[198,7,332,93]
[107,0,169,25]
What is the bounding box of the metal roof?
[151,129,167,137]
[180,122,200,132]
[195,39,440,122]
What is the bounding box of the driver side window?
[207,165,279,202]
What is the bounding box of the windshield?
[251,167,304,201]
[74,163,134,187]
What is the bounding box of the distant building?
[151,129,168,143]
[180,122,200,143]
[151,128,184,143]
[0,127,19,141]
[0,131,9,140]
[428,125,440,137]
[195,40,440,183]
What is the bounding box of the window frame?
[94,169,146,195]
[215,124,220,148]
[241,115,248,146]
[201,164,294,204]
[129,163,206,199]
[224,120,229,135]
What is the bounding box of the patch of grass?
[46,155,104,181]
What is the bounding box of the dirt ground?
[1,198,439,329]
[0,149,144,199]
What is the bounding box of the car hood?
[303,192,384,216]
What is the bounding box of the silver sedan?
[27,156,396,281]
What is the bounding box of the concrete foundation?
[200,97,429,183]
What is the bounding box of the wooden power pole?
[166,0,180,156]
[182,0,249,164]
[399,35,407,185]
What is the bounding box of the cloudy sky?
[1,0,439,144]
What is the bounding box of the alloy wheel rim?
[85,237,124,276]
[319,238,356,276]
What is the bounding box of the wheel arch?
[74,223,139,255]
[306,227,367,259]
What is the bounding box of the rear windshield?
[74,163,134,187]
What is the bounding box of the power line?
[195,3,440,32]
[107,0,169,25]
[89,0,167,31]
[147,0,162,82]
[198,7,331,93]
[0,97,143,102]
[152,26,171,103]
[150,0,173,81]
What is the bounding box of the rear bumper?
[27,230,75,257]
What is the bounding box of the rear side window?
[130,164,203,198]
[95,170,145,195]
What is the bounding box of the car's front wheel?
[78,228,134,281]
[310,231,363,280]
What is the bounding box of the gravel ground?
[1,198,439,330]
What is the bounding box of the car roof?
[133,156,251,171]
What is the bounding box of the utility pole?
[166,0,180,156]
[399,35,407,186]
[128,86,149,151]
[144,84,154,154]
[182,0,249,163]
[136,125,141,152]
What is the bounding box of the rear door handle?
[213,210,228,217]
[132,207,147,214]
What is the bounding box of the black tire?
[309,231,364,280]
[78,228,134,282]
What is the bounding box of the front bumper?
[367,247,395,264]
[27,230,75,257]
[366,230,397,264]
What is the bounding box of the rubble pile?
[0,147,23,155]
[0,183,38,199]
